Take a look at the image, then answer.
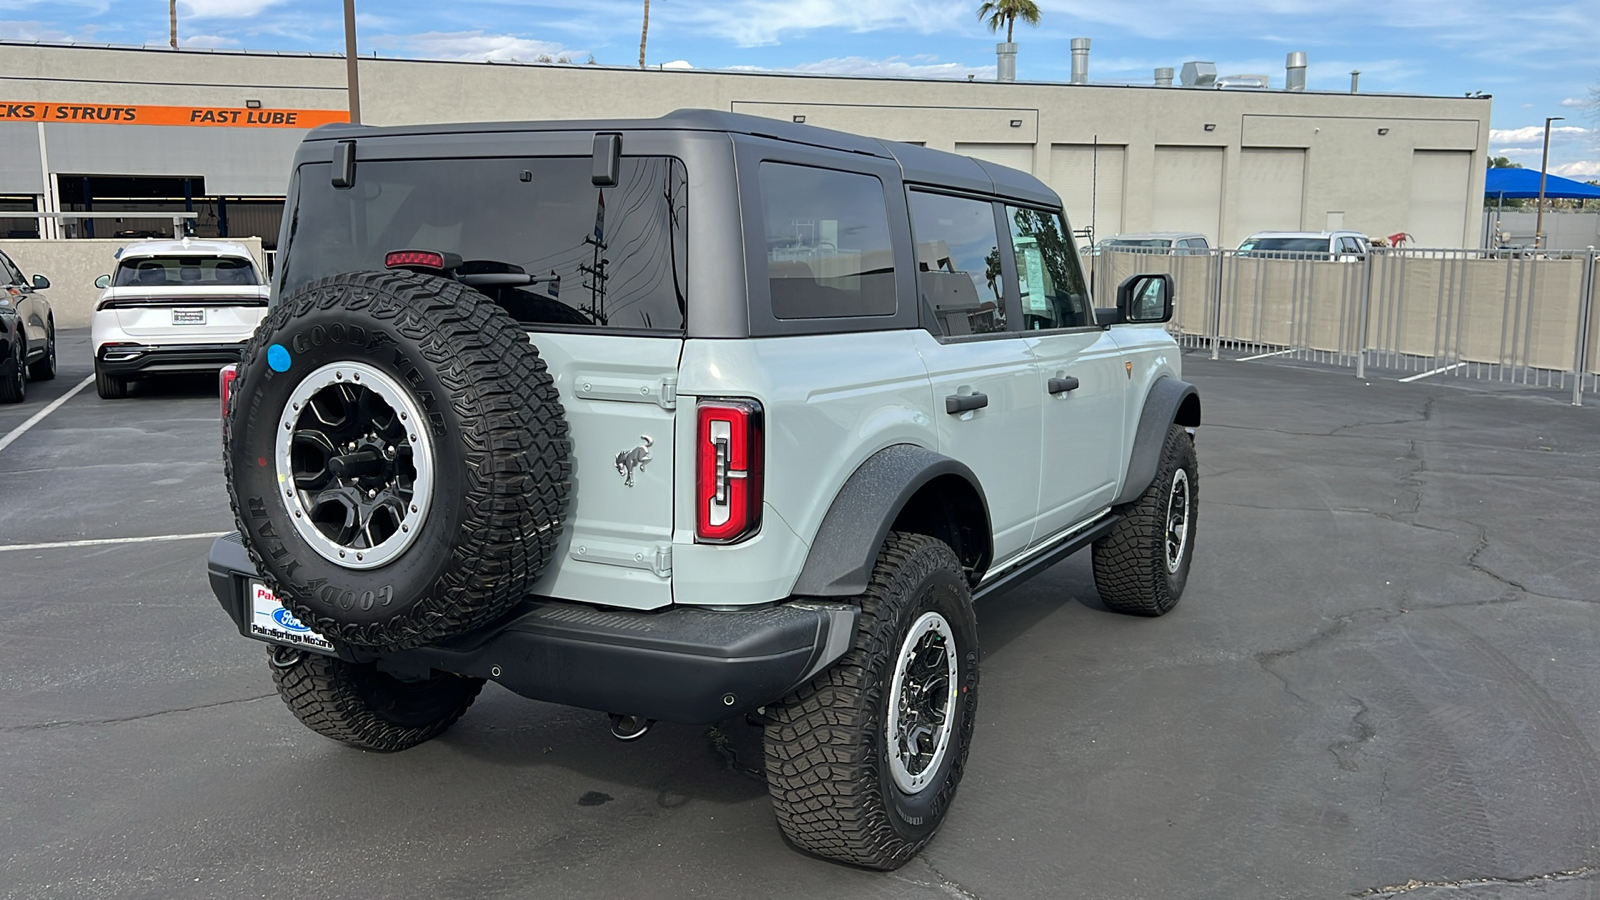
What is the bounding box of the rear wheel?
[27,318,55,381]
[94,364,127,400]
[269,648,484,751]
[0,339,25,403]
[763,533,980,870]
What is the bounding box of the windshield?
[115,255,260,287]
[278,156,688,332]
[1239,237,1328,253]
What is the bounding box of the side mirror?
[32,274,49,290]
[95,274,111,289]
[1116,273,1174,324]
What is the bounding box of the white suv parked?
[91,239,269,398]
[205,112,1202,870]
[1237,230,1370,260]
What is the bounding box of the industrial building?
[1,41,1491,253]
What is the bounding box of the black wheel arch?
[791,444,992,596]
[1113,376,1201,506]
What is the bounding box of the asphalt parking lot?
[3,329,1599,900]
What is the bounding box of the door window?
[907,191,1007,336]
[759,163,895,319]
[1004,206,1091,330]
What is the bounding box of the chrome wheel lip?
[885,610,960,795]
[275,361,434,570]
[1165,467,1190,574]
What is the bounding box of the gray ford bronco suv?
[208,110,1200,870]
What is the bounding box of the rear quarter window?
[759,162,896,319]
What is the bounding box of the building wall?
[0,42,1493,248]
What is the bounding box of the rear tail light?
[696,399,764,543]
[219,363,239,428]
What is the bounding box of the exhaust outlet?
[609,713,655,741]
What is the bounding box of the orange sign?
[0,102,349,128]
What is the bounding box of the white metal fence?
[1090,247,1600,405]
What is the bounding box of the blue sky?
[4,0,1597,176]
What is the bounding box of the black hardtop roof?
[308,108,1060,209]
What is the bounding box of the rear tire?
[94,364,127,400]
[763,533,980,870]
[269,649,484,752]
[1092,423,1198,616]
[27,318,55,381]
[0,340,25,403]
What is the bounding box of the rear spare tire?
[226,270,571,652]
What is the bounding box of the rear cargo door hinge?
[570,539,673,578]
[571,373,677,410]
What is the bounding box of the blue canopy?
[1485,167,1600,199]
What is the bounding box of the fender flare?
[792,444,990,597]
[1113,376,1201,506]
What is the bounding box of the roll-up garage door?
[955,143,1035,175]
[1235,148,1305,238]
[1151,146,1223,244]
[1409,150,1470,248]
[1049,144,1125,240]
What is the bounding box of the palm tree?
[169,0,177,48]
[639,0,650,69]
[977,0,1041,43]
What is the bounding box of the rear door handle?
[1048,376,1081,395]
[945,392,989,415]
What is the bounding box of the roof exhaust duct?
[1285,51,1306,91]
[996,41,1017,82]
[1070,38,1090,84]
[1350,70,1360,94]
[1154,67,1174,87]
[1180,61,1216,87]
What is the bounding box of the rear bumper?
[97,342,244,376]
[207,534,858,725]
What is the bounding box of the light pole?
[343,0,362,124]
[1535,116,1563,250]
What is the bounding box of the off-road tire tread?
[27,318,55,381]
[225,270,572,652]
[762,532,976,870]
[270,651,483,751]
[0,341,25,403]
[1091,423,1197,615]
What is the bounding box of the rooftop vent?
[1154,67,1174,87]
[1285,52,1307,91]
[1215,74,1270,90]
[1070,38,1090,85]
[1180,61,1216,87]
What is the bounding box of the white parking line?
[1399,363,1466,383]
[0,531,230,553]
[0,374,94,455]
[1238,348,1296,362]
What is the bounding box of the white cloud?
[370,30,580,62]
[660,60,693,69]
[666,0,968,47]
[0,19,73,41]
[1488,125,1591,144]
[181,33,240,48]
[729,54,990,80]
[1552,160,1600,178]
[177,0,286,20]
[1560,97,1593,108]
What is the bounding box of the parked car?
[205,110,1201,870]
[0,246,56,403]
[1237,230,1370,260]
[90,239,270,399]
[1093,232,1212,257]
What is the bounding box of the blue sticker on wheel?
[267,344,291,372]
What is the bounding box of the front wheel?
[27,318,55,381]
[1092,423,1198,615]
[269,648,484,751]
[763,533,980,870]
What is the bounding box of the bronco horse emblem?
[615,436,653,487]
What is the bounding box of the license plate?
[172,308,206,325]
[248,581,335,653]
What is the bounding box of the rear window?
[278,156,688,332]
[759,162,895,319]
[1106,239,1172,250]
[115,255,259,287]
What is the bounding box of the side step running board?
[973,514,1117,603]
